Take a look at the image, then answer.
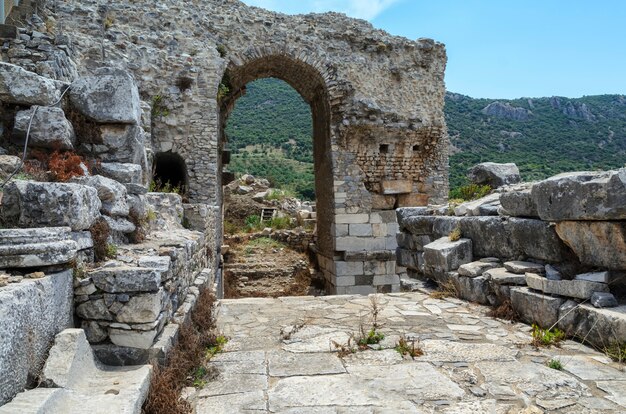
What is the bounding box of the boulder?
[99,162,142,184]
[69,68,141,125]
[13,107,75,150]
[555,221,626,269]
[526,273,610,300]
[531,169,626,221]
[70,175,129,217]
[1,181,101,230]
[0,62,61,106]
[468,162,521,188]
[235,185,253,195]
[423,237,472,275]
[499,189,538,218]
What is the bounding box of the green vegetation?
[106,243,118,259]
[226,79,626,197]
[603,341,626,364]
[357,329,385,347]
[395,336,424,359]
[449,184,492,202]
[448,226,462,242]
[531,324,566,347]
[547,358,563,370]
[149,179,183,195]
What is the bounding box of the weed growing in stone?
[531,324,566,347]
[395,336,424,359]
[448,226,462,242]
[151,95,169,118]
[106,243,118,259]
[430,280,458,300]
[603,341,626,364]
[206,335,228,358]
[487,299,519,322]
[89,218,111,262]
[280,319,308,341]
[547,358,563,370]
[357,329,385,348]
[331,337,357,358]
[449,184,492,201]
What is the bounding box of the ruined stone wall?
[2,0,449,293]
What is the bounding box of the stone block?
[504,261,545,275]
[115,290,164,324]
[335,237,386,251]
[100,162,143,184]
[483,268,526,285]
[89,266,162,293]
[511,287,565,327]
[468,162,521,188]
[423,237,472,275]
[505,218,571,263]
[454,275,492,305]
[397,193,429,207]
[70,67,141,124]
[396,207,429,229]
[371,194,396,210]
[71,175,129,217]
[335,261,363,276]
[458,261,499,278]
[0,239,77,269]
[349,224,373,237]
[373,274,400,286]
[335,275,356,287]
[401,215,435,235]
[335,214,369,224]
[109,327,160,349]
[454,193,500,217]
[1,181,101,230]
[13,107,75,150]
[0,62,61,106]
[526,273,610,299]
[591,292,618,308]
[532,169,626,221]
[575,271,610,284]
[556,221,626,269]
[331,224,348,237]
[500,189,538,218]
[380,179,412,195]
[557,303,626,350]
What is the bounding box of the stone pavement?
[194,293,626,413]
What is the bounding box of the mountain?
[225,78,626,196]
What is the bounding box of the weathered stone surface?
[511,287,565,327]
[454,193,499,216]
[99,162,143,184]
[468,162,521,188]
[89,266,162,293]
[504,261,545,275]
[0,155,20,177]
[13,107,75,150]
[557,302,626,351]
[268,350,346,377]
[423,237,472,275]
[484,268,526,285]
[380,179,412,195]
[70,175,129,217]
[103,215,136,233]
[505,218,571,263]
[575,271,610,283]
[0,61,61,105]
[76,299,112,321]
[1,181,101,230]
[70,67,141,124]
[532,169,626,221]
[499,189,538,218]
[454,274,492,305]
[0,239,77,268]
[146,192,184,230]
[458,260,499,277]
[92,125,148,167]
[0,271,73,405]
[556,221,626,269]
[526,273,609,300]
[115,291,164,324]
[590,292,618,308]
[109,327,159,349]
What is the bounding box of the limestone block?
[397,193,429,207]
[401,215,435,236]
[532,169,626,221]
[483,268,526,286]
[99,162,142,184]
[95,125,148,166]
[0,271,73,405]
[500,189,538,218]
[371,194,396,209]
[0,155,20,177]
[349,224,373,237]
[526,273,610,300]
[555,221,626,269]
[335,237,386,251]
[591,292,618,308]
[0,239,77,269]
[1,181,101,230]
[458,261,499,278]
[557,302,626,349]
[468,162,521,188]
[504,261,545,275]
[89,266,162,293]
[71,175,129,217]
[76,299,112,321]
[13,107,75,150]
[575,272,610,283]
[146,192,184,229]
[70,231,94,250]
[423,237,472,275]
[69,67,141,124]
[335,261,364,276]
[454,193,500,217]
[335,214,369,224]
[380,179,412,195]
[115,290,164,324]
[454,274,492,305]
[395,207,429,230]
[103,215,136,234]
[109,327,159,349]
[0,62,61,106]
[511,287,565,327]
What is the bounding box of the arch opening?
[152,152,188,194]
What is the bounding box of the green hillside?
[225,77,626,197]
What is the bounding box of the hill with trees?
[225,78,626,198]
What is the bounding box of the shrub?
[149,179,183,195]
[48,150,88,182]
[89,218,111,262]
[268,216,292,230]
[547,359,563,370]
[245,215,261,232]
[395,336,424,359]
[449,184,491,202]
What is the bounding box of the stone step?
[88,265,163,293]
[0,329,151,414]
[0,239,77,268]
[0,227,71,245]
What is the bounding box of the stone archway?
[218,53,335,259]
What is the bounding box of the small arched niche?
[152,152,188,194]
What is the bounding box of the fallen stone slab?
[89,266,162,293]
[454,193,500,217]
[70,67,141,125]
[499,188,538,218]
[511,287,565,327]
[468,162,521,188]
[557,303,626,349]
[575,271,610,284]
[532,169,626,221]
[504,261,545,275]
[0,329,151,414]
[555,221,626,270]
[458,260,499,277]
[423,237,472,275]
[0,61,61,106]
[484,268,527,286]
[100,162,143,184]
[13,107,76,150]
[0,239,77,268]
[526,273,610,300]
[1,181,101,230]
[590,292,618,308]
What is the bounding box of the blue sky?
[242,1,626,99]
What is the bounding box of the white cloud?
[242,0,401,21]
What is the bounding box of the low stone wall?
[0,270,73,405]
[396,169,626,349]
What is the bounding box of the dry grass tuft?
[430,280,458,300]
[143,289,218,414]
[487,299,519,322]
[89,218,111,262]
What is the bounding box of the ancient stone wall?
[0,0,449,293]
[396,169,626,349]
